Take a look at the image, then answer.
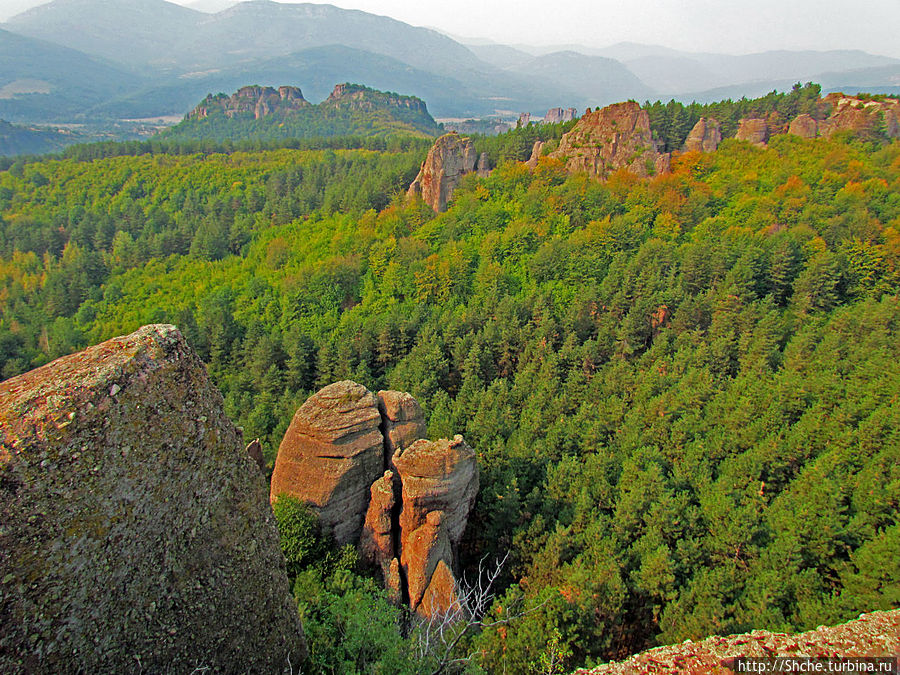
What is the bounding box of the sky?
[2,0,900,58]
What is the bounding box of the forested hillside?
[1,122,898,672]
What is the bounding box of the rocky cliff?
[322,82,430,116]
[271,381,479,618]
[574,609,900,674]
[683,117,722,152]
[408,132,479,213]
[820,93,900,139]
[188,84,309,120]
[548,101,670,179]
[544,107,578,124]
[0,325,305,673]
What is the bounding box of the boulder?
[788,113,819,138]
[270,380,384,545]
[735,118,769,146]
[821,93,900,139]
[377,389,427,458]
[548,101,670,179]
[408,132,478,212]
[0,325,305,673]
[683,117,722,152]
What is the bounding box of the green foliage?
[2,122,900,673]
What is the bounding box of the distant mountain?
[467,44,536,70]
[509,51,653,107]
[0,119,78,156]
[0,27,139,122]
[161,82,441,142]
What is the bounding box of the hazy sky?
[3,0,900,58]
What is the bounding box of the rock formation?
[408,132,479,212]
[683,117,722,152]
[820,93,900,139]
[476,151,492,177]
[544,107,578,124]
[518,112,531,127]
[0,325,305,673]
[548,101,670,179]
[246,436,265,470]
[393,436,479,614]
[273,382,479,618]
[323,82,430,117]
[788,113,819,138]
[526,140,545,169]
[188,85,309,120]
[270,380,384,545]
[735,118,770,146]
[574,609,900,674]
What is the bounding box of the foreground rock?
[683,117,722,152]
[273,382,479,618]
[0,325,305,673]
[549,101,670,179]
[574,609,900,674]
[270,380,384,545]
[408,132,479,212]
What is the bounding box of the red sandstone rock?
[549,101,670,179]
[420,559,460,618]
[401,510,454,612]
[378,389,427,457]
[360,470,396,576]
[735,118,770,146]
[408,133,478,212]
[683,117,722,152]
[527,140,545,169]
[574,609,900,674]
[788,113,819,138]
[821,93,900,139]
[270,380,384,544]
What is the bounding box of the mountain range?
[1,0,899,127]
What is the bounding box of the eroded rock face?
[549,101,670,179]
[270,380,384,545]
[544,107,578,124]
[735,118,770,146]
[574,609,900,675]
[272,383,479,618]
[408,132,478,212]
[0,325,305,673]
[789,113,819,138]
[821,93,900,139]
[527,140,545,169]
[188,84,310,120]
[683,117,722,152]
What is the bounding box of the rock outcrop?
[518,112,531,127]
[788,113,820,138]
[408,132,479,212]
[0,325,305,673]
[735,118,770,146]
[273,382,479,618]
[526,140,545,169]
[683,117,722,152]
[188,84,309,120]
[574,609,900,674]
[820,93,900,139]
[393,436,479,614]
[548,101,670,179]
[544,107,578,124]
[323,82,430,117]
[476,151,492,178]
[270,380,384,545]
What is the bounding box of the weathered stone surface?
[188,84,310,120]
[378,389,427,458]
[393,435,479,549]
[735,118,770,146]
[574,609,900,674]
[270,380,384,545]
[476,151,492,177]
[683,117,722,152]
[402,510,454,612]
[0,325,305,673]
[526,140,545,169]
[788,113,819,138]
[360,470,396,576]
[420,559,460,618]
[408,132,478,212]
[544,107,577,124]
[549,101,670,179]
[821,93,900,139]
